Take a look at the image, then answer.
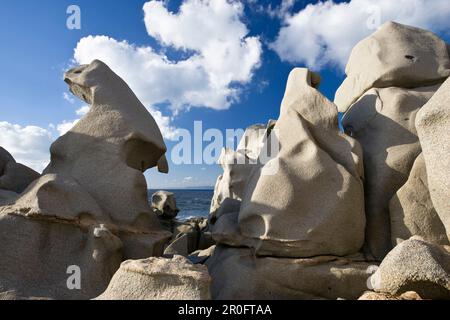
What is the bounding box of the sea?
[148,189,214,221]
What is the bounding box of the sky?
[0,0,449,189]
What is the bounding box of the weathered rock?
[209,148,256,221]
[151,191,179,219]
[0,147,40,194]
[0,189,17,206]
[43,60,171,259]
[335,22,450,112]
[209,121,276,221]
[189,245,216,264]
[1,174,111,223]
[369,237,450,299]
[231,68,365,258]
[416,77,450,236]
[206,246,374,300]
[96,255,211,300]
[342,84,440,259]
[0,209,122,300]
[358,291,422,300]
[163,217,214,257]
[164,234,190,257]
[236,120,276,160]
[390,154,449,246]
[0,174,124,299]
[0,147,14,169]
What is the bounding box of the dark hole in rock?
[344,125,354,137]
[405,55,415,60]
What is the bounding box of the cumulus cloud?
[63,92,75,104]
[0,121,53,172]
[73,0,262,140]
[75,105,90,116]
[56,119,80,136]
[271,0,450,70]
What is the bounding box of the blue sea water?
[148,189,214,221]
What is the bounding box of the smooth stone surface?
[335,21,450,112]
[235,68,365,258]
[390,154,449,246]
[342,84,440,260]
[206,246,374,300]
[0,147,40,194]
[416,77,450,237]
[370,237,450,300]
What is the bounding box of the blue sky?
[1,0,449,189]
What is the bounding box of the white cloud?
[0,121,53,172]
[75,105,90,116]
[73,0,262,140]
[265,0,296,19]
[271,0,450,70]
[63,92,75,104]
[56,119,80,136]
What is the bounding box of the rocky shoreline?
[0,21,449,300]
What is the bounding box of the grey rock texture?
[370,237,450,299]
[390,154,449,246]
[96,255,211,300]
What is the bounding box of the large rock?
[358,291,422,300]
[0,147,40,194]
[209,121,275,221]
[369,237,450,299]
[390,154,449,246]
[236,121,276,160]
[335,22,450,112]
[0,177,123,299]
[209,148,257,221]
[230,68,365,258]
[342,84,440,259]
[151,191,179,220]
[206,246,374,300]
[416,77,450,236]
[0,190,17,206]
[0,60,172,299]
[43,60,171,259]
[96,255,211,300]
[163,218,214,257]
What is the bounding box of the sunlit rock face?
[0,60,171,299]
[337,22,450,260]
[213,68,365,258]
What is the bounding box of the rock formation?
[96,255,211,300]
[416,77,450,238]
[0,147,40,194]
[206,246,373,300]
[209,121,275,222]
[335,21,450,113]
[43,60,171,259]
[214,68,365,258]
[368,237,450,300]
[206,68,368,300]
[338,22,450,259]
[390,154,449,246]
[163,217,214,257]
[358,291,422,300]
[151,191,180,219]
[2,21,450,300]
[0,60,171,299]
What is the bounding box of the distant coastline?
[148,187,214,191]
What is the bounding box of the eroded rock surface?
[96,255,211,300]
